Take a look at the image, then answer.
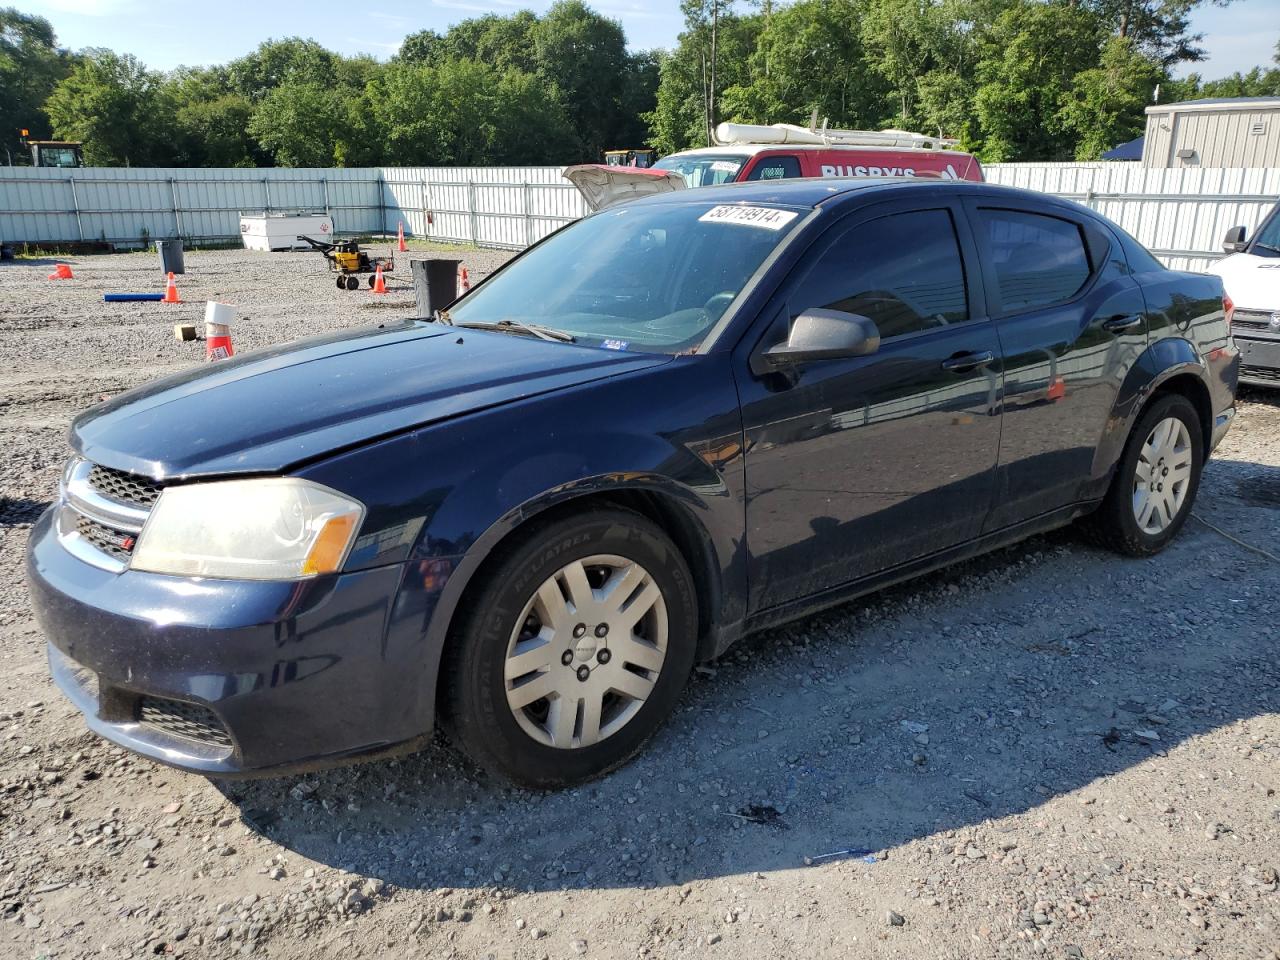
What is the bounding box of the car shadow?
[0,495,52,528]
[218,457,1278,893]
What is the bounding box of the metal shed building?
[1142,97,1280,168]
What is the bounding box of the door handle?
[940,350,994,373]
[1102,313,1143,333]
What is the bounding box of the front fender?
[1091,336,1207,482]
[298,355,747,733]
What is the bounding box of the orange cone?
[459,265,471,293]
[1046,376,1066,402]
[371,264,388,295]
[163,271,181,303]
[204,302,235,361]
[397,221,407,253]
[48,263,74,280]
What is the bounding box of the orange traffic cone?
[397,221,407,253]
[163,271,181,303]
[371,264,388,295]
[459,266,471,293]
[47,263,74,280]
[205,302,235,361]
[1046,376,1066,402]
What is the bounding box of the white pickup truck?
[1212,204,1280,388]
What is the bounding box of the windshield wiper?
[1253,242,1280,255]
[453,319,576,342]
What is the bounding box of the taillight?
[1224,293,1234,331]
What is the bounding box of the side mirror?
[758,309,880,370]
[1223,225,1248,253]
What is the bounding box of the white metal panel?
[984,163,1280,270]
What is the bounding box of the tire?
[1081,393,1204,556]
[367,273,377,288]
[441,507,697,788]
[344,275,360,291]
[335,275,345,290]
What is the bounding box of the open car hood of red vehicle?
[563,164,687,212]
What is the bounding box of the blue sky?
[15,0,1280,78]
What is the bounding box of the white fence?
[984,162,1280,272]
[2,162,1277,270]
[0,165,587,250]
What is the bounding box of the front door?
[735,201,1003,613]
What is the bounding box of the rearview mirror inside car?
[1223,225,1248,253]
[758,309,881,369]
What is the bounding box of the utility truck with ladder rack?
[566,121,983,210]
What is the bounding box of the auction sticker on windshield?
[698,205,799,230]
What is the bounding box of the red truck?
[566,122,983,210]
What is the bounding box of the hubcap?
[503,554,668,750]
[1132,417,1193,535]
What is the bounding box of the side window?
[978,209,1092,313]
[797,209,969,341]
[745,156,802,181]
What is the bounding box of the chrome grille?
[88,465,162,507]
[138,696,233,749]
[58,458,155,571]
[74,515,135,562]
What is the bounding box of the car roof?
[625,176,1086,215]
[664,143,976,160]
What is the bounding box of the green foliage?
[0,7,74,161]
[368,59,576,165]
[246,83,352,167]
[21,0,1270,169]
[973,1,1106,161]
[44,49,170,165]
[1059,36,1162,159]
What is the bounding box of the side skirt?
[732,501,1099,645]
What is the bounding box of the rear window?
[979,209,1091,312]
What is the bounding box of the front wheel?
[442,508,697,788]
[1081,393,1204,556]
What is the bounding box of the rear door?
[962,200,1149,529]
[736,197,1003,612]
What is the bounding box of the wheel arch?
[422,477,734,722]
[1093,337,1212,484]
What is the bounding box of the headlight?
[130,478,365,580]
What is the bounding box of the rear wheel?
[442,508,697,788]
[344,275,360,291]
[1081,393,1203,556]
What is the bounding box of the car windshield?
[1252,207,1280,256]
[447,200,807,353]
[652,154,745,187]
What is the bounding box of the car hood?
[71,320,669,479]
[563,164,687,211]
[1209,252,1280,311]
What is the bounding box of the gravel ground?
[1,247,1277,960]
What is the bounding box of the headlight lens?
[130,478,365,580]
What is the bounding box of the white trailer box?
[239,213,334,251]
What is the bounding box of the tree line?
[1,0,1277,169]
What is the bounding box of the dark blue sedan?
[27,179,1239,787]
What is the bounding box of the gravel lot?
[1,247,1277,960]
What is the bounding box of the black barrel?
[410,258,461,318]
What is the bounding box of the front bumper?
[1236,334,1280,388]
[27,507,439,777]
